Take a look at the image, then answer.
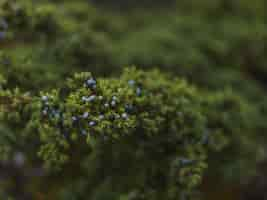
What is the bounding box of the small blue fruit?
[111,100,116,107]
[125,104,134,114]
[83,112,89,119]
[128,80,135,86]
[81,129,87,135]
[122,113,128,119]
[88,95,96,102]
[136,87,142,96]
[112,96,117,101]
[85,78,97,89]
[89,121,96,126]
[104,103,109,108]
[82,96,87,102]
[41,95,48,101]
[42,110,48,115]
[180,159,195,166]
[72,116,78,121]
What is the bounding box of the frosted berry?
[41,95,48,101]
[83,112,89,119]
[89,121,96,126]
[122,113,128,119]
[128,80,135,86]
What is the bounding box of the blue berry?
[111,100,116,107]
[112,96,117,101]
[52,110,60,118]
[136,87,142,96]
[125,104,134,114]
[128,80,135,86]
[42,110,48,115]
[82,96,87,102]
[89,121,96,126]
[87,78,96,85]
[83,112,89,119]
[180,159,195,166]
[88,95,96,102]
[41,95,48,101]
[72,116,78,121]
[85,78,97,89]
[122,113,128,119]
[81,129,87,135]
[104,103,109,108]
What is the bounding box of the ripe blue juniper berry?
[111,100,116,107]
[88,95,96,102]
[72,116,78,122]
[41,95,49,101]
[89,121,96,126]
[122,113,128,119]
[98,114,104,120]
[136,87,142,96]
[125,104,134,114]
[82,96,87,102]
[85,78,97,89]
[82,95,96,102]
[51,109,61,119]
[81,129,87,136]
[104,102,109,108]
[112,96,117,101]
[128,80,135,86]
[82,112,89,119]
[42,109,48,116]
[179,159,196,166]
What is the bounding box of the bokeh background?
[1,0,267,199]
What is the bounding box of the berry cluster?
[41,95,62,120]
[40,76,142,140]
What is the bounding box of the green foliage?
[0,68,210,199]
[1,67,265,199]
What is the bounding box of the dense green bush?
[0,68,206,199]
[0,68,265,199]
